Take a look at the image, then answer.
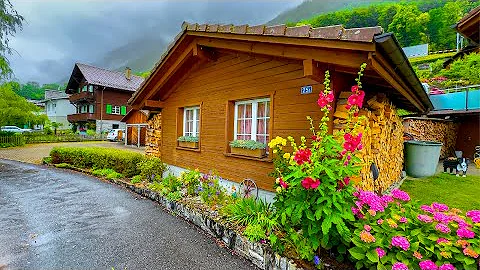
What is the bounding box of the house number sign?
[300,85,313,95]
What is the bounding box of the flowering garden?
[48,64,480,269]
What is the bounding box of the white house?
[44,90,76,129]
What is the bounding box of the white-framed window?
[234,98,270,144]
[80,104,88,113]
[112,105,121,115]
[183,106,200,137]
[89,104,94,113]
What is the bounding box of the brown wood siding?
[124,110,148,124]
[455,114,480,159]
[159,52,329,190]
[94,88,133,121]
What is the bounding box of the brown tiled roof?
[76,63,144,92]
[182,22,383,42]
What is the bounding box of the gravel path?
[0,141,144,164]
[0,159,257,270]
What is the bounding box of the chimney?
[125,67,131,80]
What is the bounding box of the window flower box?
[229,140,267,158]
[177,136,199,148]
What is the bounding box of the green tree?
[427,1,467,51]
[387,4,430,47]
[0,82,46,128]
[0,0,24,80]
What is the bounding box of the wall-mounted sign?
[301,85,313,95]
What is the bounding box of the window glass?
[112,106,121,115]
[234,98,270,143]
[183,106,200,137]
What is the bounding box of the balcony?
[429,85,480,112]
[67,113,96,122]
[69,91,94,103]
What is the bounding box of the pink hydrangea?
[419,260,438,270]
[381,195,394,206]
[433,212,451,224]
[399,217,408,223]
[392,262,409,270]
[356,190,385,212]
[376,247,386,258]
[436,238,450,244]
[391,236,410,251]
[377,219,384,225]
[466,210,480,223]
[392,189,410,202]
[457,227,475,239]
[432,202,449,212]
[364,225,371,232]
[439,264,456,270]
[420,205,434,213]
[417,214,433,223]
[435,223,451,234]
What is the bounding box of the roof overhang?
[455,6,480,44]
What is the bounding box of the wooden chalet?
[129,22,433,191]
[65,63,144,133]
[121,109,148,147]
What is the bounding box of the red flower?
[317,92,334,108]
[347,90,365,108]
[294,149,312,165]
[338,177,350,189]
[343,133,362,152]
[351,85,359,93]
[279,178,289,189]
[301,177,321,189]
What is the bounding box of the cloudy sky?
[9,0,302,84]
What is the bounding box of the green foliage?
[198,172,229,208]
[297,0,479,49]
[49,147,145,177]
[86,129,96,136]
[54,163,72,169]
[131,175,142,184]
[137,157,167,182]
[229,140,266,150]
[92,168,123,180]
[442,53,480,85]
[409,52,456,65]
[14,81,63,100]
[179,169,201,196]
[0,0,24,79]
[0,82,47,128]
[147,174,183,201]
[0,133,24,147]
[177,136,199,142]
[42,156,52,164]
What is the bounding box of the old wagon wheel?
[239,179,258,199]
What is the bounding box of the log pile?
[333,93,404,193]
[145,113,162,158]
[403,118,458,159]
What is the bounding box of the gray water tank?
[404,140,443,178]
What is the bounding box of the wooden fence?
[0,134,104,147]
[0,136,25,146]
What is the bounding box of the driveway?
[0,159,256,270]
[0,141,144,164]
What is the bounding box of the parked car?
[107,129,124,142]
[0,126,32,133]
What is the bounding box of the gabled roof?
[66,63,144,93]
[130,22,433,112]
[44,89,69,101]
[455,6,480,44]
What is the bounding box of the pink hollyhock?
[417,214,433,223]
[391,189,410,202]
[439,264,456,270]
[436,238,450,244]
[392,262,409,270]
[457,227,475,238]
[466,210,480,223]
[317,92,334,108]
[391,236,410,251]
[432,202,449,212]
[279,178,289,189]
[293,149,311,165]
[301,177,320,189]
[433,212,451,224]
[375,247,386,258]
[419,260,438,270]
[343,133,362,152]
[420,205,434,213]
[351,85,359,93]
[435,223,451,234]
[346,90,365,109]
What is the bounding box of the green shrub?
[161,174,182,194]
[54,163,72,169]
[147,174,182,197]
[198,172,229,208]
[177,136,199,142]
[42,156,52,164]
[49,147,145,177]
[92,168,123,180]
[137,157,167,182]
[179,169,201,196]
[131,175,142,184]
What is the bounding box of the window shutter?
[106,104,112,114]
[121,106,127,115]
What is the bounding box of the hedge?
[49,147,145,177]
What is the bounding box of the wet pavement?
[0,159,257,270]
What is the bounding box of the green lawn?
[401,173,480,212]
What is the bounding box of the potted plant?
[177,136,199,148]
[229,140,267,158]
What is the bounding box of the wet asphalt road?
[0,159,257,270]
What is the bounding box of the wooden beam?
[368,54,425,111]
[195,37,369,69]
[194,45,217,61]
[303,59,324,82]
[144,100,165,108]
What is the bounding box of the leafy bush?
[229,140,266,150]
[92,168,123,180]
[179,169,201,196]
[198,172,229,208]
[137,157,167,182]
[49,147,144,177]
[147,174,183,200]
[54,163,72,169]
[131,175,142,184]
[177,136,199,142]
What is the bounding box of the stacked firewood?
[145,113,162,157]
[403,118,458,159]
[333,93,404,193]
